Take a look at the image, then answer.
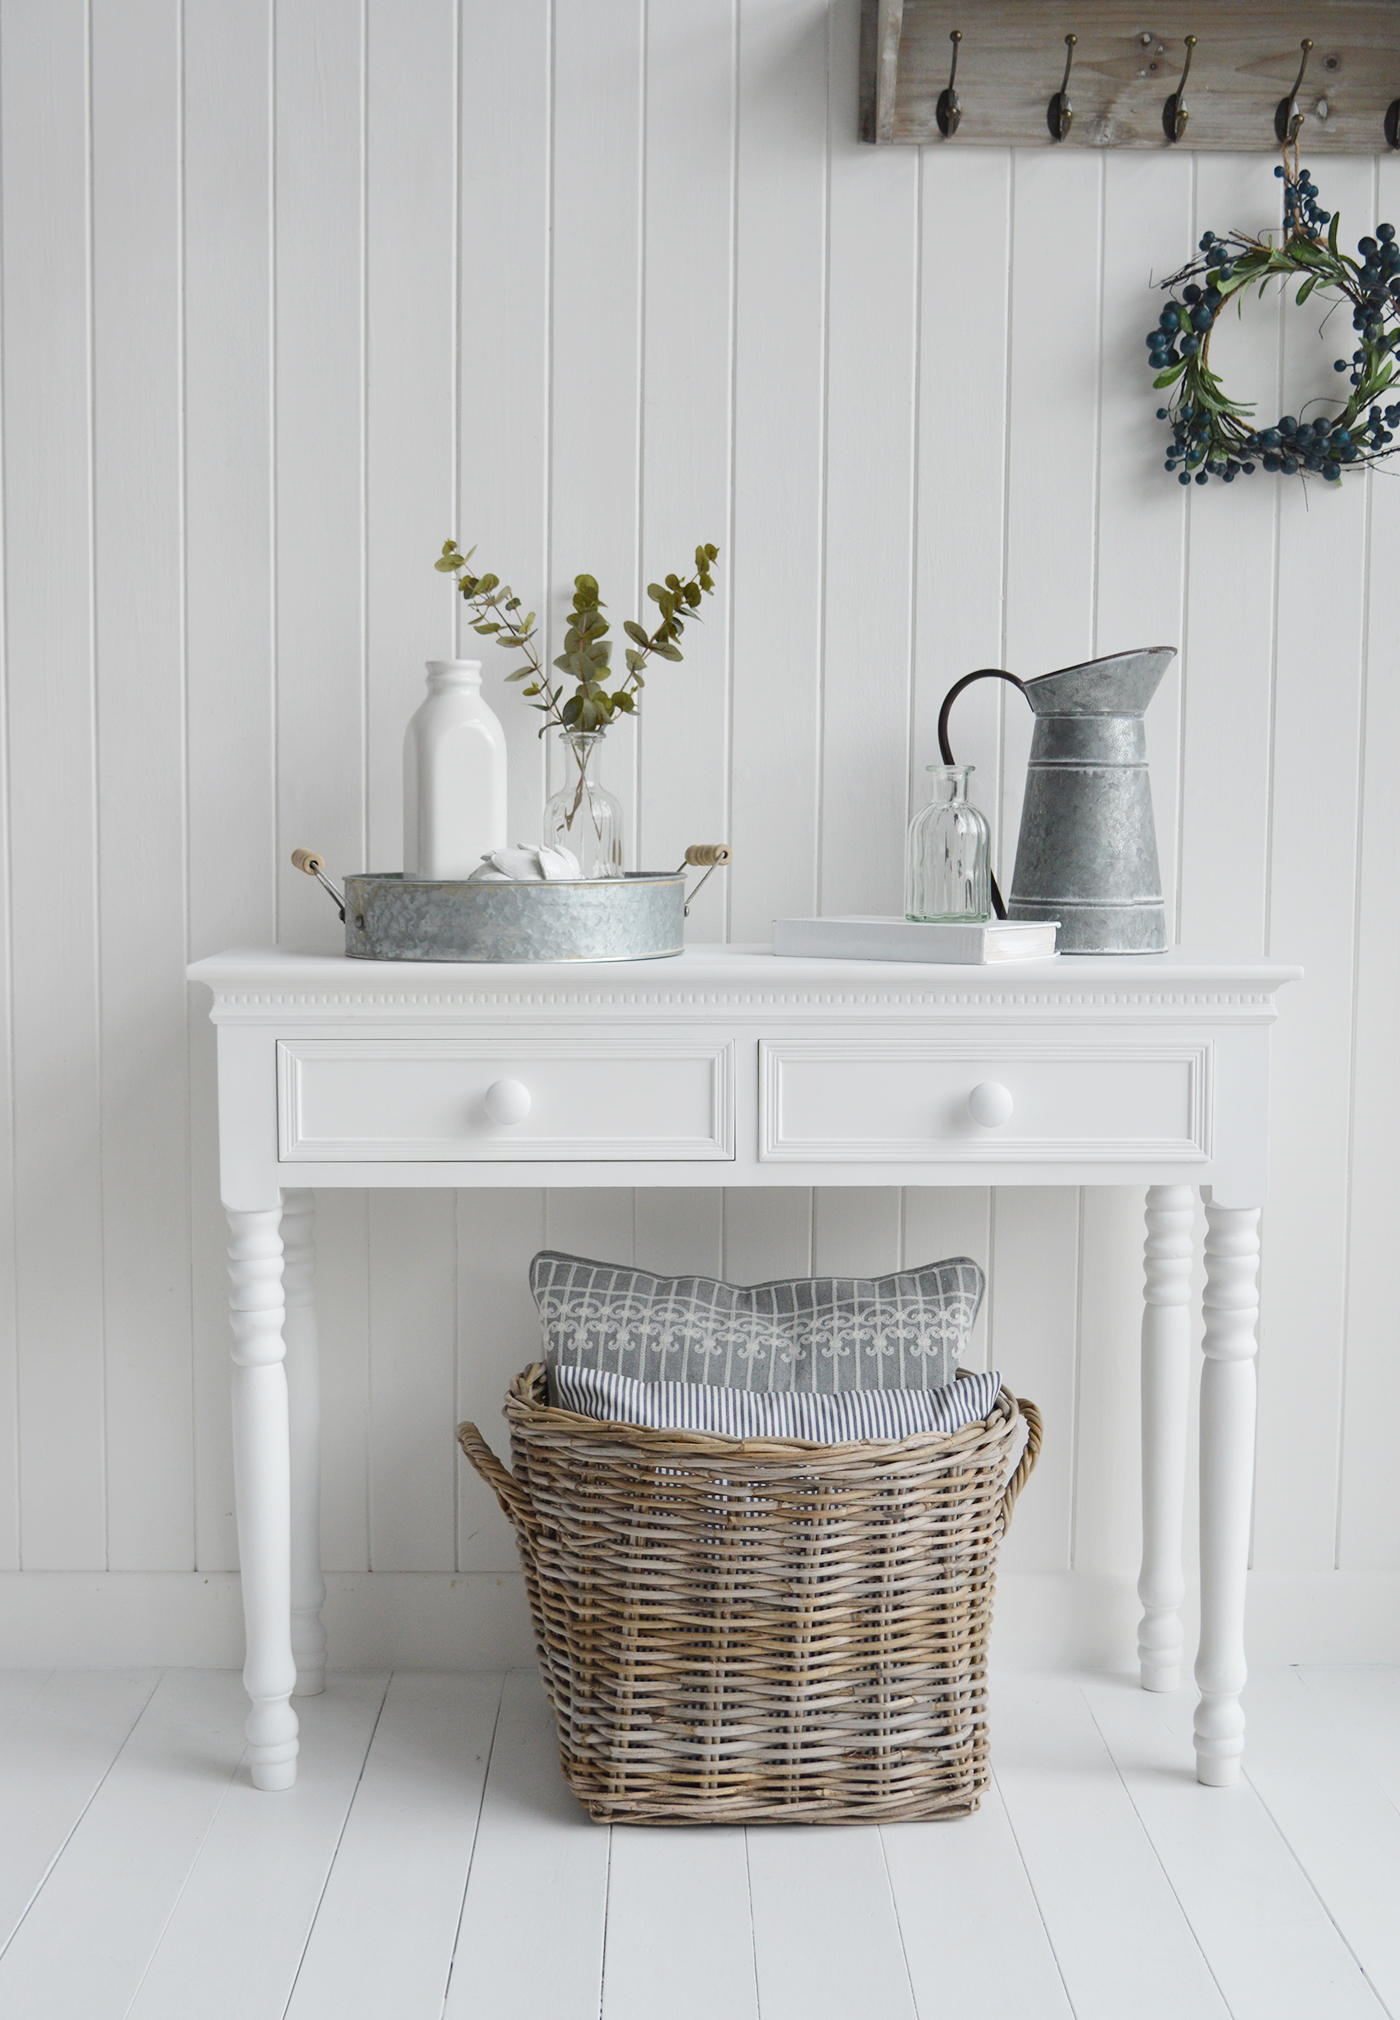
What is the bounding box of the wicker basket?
[457,1365,1041,1826]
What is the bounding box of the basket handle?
[1000,1397,1042,1528]
[456,1421,529,1529]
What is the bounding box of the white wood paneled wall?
[0,0,1396,1626]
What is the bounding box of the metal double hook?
[1275,39,1313,145]
[1047,33,1076,142]
[936,29,962,138]
[1162,36,1197,144]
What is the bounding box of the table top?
[189,943,1303,1016]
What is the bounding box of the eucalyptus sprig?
[434,541,719,734]
[1146,158,1400,486]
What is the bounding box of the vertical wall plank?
[367,1191,456,1572]
[1337,150,1400,1571]
[1073,1186,1146,1573]
[811,1190,901,1276]
[315,1189,370,1573]
[912,149,1013,877]
[457,1187,547,1573]
[183,0,275,1570]
[365,0,458,873]
[457,0,553,850]
[275,0,365,950]
[1,0,107,1570]
[549,0,645,853]
[1177,157,1282,956]
[727,0,829,938]
[633,1192,725,1277]
[91,0,192,1571]
[991,1188,1080,1574]
[817,0,917,917]
[1254,157,1374,1577]
[723,1189,812,1284]
[901,1189,993,1371]
[1001,151,1104,858]
[1095,153,1192,934]
[636,0,735,926]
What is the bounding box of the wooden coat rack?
[861,1,1400,151]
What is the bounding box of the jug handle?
[936,668,1028,921]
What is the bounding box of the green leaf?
[1329,210,1341,256]
[561,694,583,725]
[623,620,650,647]
[613,690,635,711]
[1296,275,1318,305]
[505,668,534,682]
[624,648,646,672]
[1152,362,1187,388]
[646,582,665,603]
[652,642,684,662]
[684,582,701,607]
[580,698,599,730]
[472,621,501,634]
[496,631,524,647]
[704,543,718,560]
[434,557,462,572]
[476,572,499,594]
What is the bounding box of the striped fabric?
[550,1364,1004,1444]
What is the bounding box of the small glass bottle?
[544,728,624,878]
[905,765,991,923]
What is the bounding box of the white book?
[772,915,1059,965]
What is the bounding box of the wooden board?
[863,0,1400,150]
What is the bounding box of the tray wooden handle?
[291,848,325,876]
[684,844,731,866]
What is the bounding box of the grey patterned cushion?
[528,1251,984,1393]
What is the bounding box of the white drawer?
[278,1039,735,1162]
[759,1039,1211,1165]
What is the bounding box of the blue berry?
[1195,471,1208,485]
[1156,407,1168,420]
[1178,471,1191,485]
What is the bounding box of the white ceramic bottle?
[402,659,508,880]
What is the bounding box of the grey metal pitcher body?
[1007,648,1174,955]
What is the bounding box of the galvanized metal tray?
[291,846,730,963]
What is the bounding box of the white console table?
[188,943,1298,1792]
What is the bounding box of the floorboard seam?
[986,1761,1079,2018]
[277,1667,397,2020]
[0,1666,167,1969]
[438,1668,508,2019]
[1077,1682,1236,2018]
[742,1828,763,2020]
[1239,1762,1395,2020]
[596,1823,614,2020]
[875,1825,921,2020]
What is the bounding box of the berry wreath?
[1147,154,1400,486]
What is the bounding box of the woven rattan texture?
[458,1365,1040,1826]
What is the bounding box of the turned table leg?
[226,1202,299,1790]
[1138,1184,1194,1692]
[1194,1190,1261,1787]
[281,1190,327,1697]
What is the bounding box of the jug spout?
[1023,646,1175,717]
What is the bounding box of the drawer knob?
[484,1078,532,1125]
[967,1081,1013,1128]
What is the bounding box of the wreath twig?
[1147,149,1400,485]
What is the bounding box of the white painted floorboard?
[0,1665,1392,2020]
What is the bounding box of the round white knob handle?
[967,1081,1013,1128]
[484,1078,532,1126]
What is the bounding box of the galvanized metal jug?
[938,647,1175,955]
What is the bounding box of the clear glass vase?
[544,728,625,878]
[905,765,991,922]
